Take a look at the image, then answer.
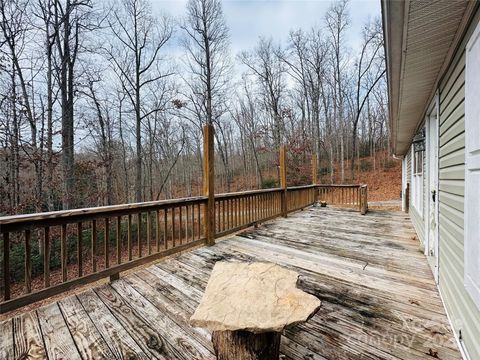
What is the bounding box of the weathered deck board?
[0,318,15,359]
[12,311,45,359]
[36,303,81,360]
[0,207,461,359]
[58,295,115,359]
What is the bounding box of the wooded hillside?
[0,0,388,215]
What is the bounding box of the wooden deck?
[0,206,460,359]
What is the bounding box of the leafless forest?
[0,0,387,215]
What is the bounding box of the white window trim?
[411,145,424,217]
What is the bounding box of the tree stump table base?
[190,262,321,360]
[212,330,281,360]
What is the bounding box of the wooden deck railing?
[318,184,368,214]
[0,126,368,313]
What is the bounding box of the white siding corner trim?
[464,20,480,310]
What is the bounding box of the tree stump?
[212,330,280,360]
[190,262,321,360]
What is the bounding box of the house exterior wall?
[436,10,480,358]
[403,9,480,358]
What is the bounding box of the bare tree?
[350,18,385,179]
[53,0,94,209]
[325,0,349,182]
[181,0,230,127]
[107,0,173,202]
[239,38,286,149]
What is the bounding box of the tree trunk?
[212,330,281,360]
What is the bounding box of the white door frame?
[425,93,440,282]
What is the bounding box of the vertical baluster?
[137,213,142,258]
[216,201,220,233]
[252,195,254,222]
[76,223,82,278]
[223,200,226,232]
[3,232,10,300]
[179,206,183,245]
[232,198,235,229]
[235,198,238,228]
[128,214,132,261]
[91,219,97,273]
[265,194,268,217]
[261,194,264,218]
[164,208,168,249]
[230,199,233,229]
[218,200,222,232]
[229,199,233,230]
[226,200,229,231]
[61,224,67,282]
[245,197,248,224]
[25,229,31,293]
[198,203,202,239]
[172,207,176,248]
[147,211,152,255]
[117,216,122,264]
[105,218,110,269]
[248,196,251,223]
[156,210,161,252]
[259,194,262,219]
[242,196,245,225]
[44,227,51,286]
[186,205,190,243]
[191,204,195,241]
[262,194,265,219]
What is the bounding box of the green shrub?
[261,177,277,189]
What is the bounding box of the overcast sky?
[151,0,381,54]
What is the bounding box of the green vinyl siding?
[437,10,480,359]
[410,204,424,245]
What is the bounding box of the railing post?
[360,185,368,215]
[311,154,318,204]
[405,183,410,213]
[203,124,215,246]
[2,232,10,301]
[280,145,287,217]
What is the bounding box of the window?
[412,148,424,214]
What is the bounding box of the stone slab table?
[190,262,321,360]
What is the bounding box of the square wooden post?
[280,146,287,217]
[312,154,318,204]
[360,185,368,215]
[203,124,215,246]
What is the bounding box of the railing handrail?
[286,184,316,190]
[0,184,365,228]
[215,187,283,199]
[0,196,208,232]
[317,184,363,188]
[0,185,327,230]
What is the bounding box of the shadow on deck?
[0,206,460,359]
